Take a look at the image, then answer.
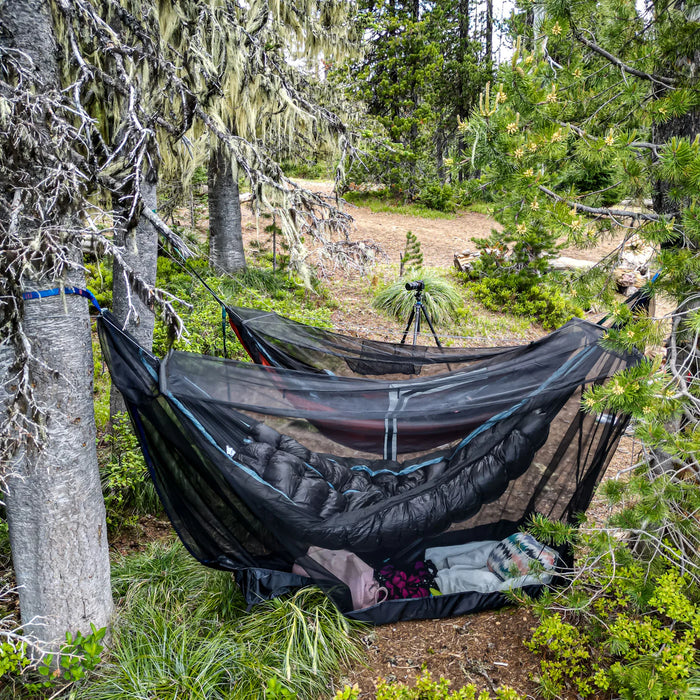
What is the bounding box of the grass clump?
[343,191,457,220]
[76,540,364,700]
[373,272,462,326]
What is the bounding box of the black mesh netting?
[99,311,638,624]
[227,305,518,377]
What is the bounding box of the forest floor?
[234,179,644,698]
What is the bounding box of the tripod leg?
[413,303,421,345]
[400,308,416,344]
[421,306,443,348]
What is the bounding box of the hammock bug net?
[99,310,637,623]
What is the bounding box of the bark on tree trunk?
[647,13,699,474]
[110,170,159,417]
[0,0,113,651]
[652,110,700,224]
[3,278,114,649]
[208,144,246,273]
[456,0,470,182]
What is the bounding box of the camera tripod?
[400,281,443,347]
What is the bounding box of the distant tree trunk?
[457,0,470,181]
[650,6,700,238]
[458,0,469,42]
[648,19,699,473]
[435,128,446,183]
[652,110,700,224]
[522,7,535,50]
[110,168,159,418]
[485,0,493,67]
[208,143,246,273]
[0,0,113,653]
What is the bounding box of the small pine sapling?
[400,231,424,276]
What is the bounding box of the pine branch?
[630,141,661,156]
[571,26,677,87]
[537,185,675,222]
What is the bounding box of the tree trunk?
[3,277,113,650]
[456,0,470,182]
[435,128,445,184]
[458,0,469,42]
[110,169,159,417]
[0,0,113,652]
[652,111,700,225]
[648,9,699,473]
[485,0,493,67]
[649,1,700,241]
[208,144,246,273]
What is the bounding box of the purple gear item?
[376,559,439,600]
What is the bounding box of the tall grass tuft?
[238,588,364,693]
[77,540,365,699]
[372,272,462,326]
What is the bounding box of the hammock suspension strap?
[22,286,102,313]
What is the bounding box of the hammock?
[225,291,652,378]
[99,311,637,624]
[226,305,515,377]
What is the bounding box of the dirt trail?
[262,179,627,268]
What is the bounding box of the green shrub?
[374,671,525,700]
[342,190,457,219]
[0,640,29,680]
[419,183,455,213]
[464,275,583,330]
[92,328,111,431]
[527,566,700,699]
[1,625,107,697]
[100,413,160,528]
[267,670,525,700]
[280,159,331,180]
[151,256,333,359]
[373,273,462,326]
[525,472,700,700]
[85,260,113,311]
[0,516,10,562]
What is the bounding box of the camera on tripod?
[400,279,443,348]
[405,280,425,292]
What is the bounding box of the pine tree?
[347,0,443,197]
[464,6,700,681]
[344,0,493,194]
[466,0,700,566]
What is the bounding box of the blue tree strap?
[22,287,102,313]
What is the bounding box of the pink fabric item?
[292,546,388,610]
